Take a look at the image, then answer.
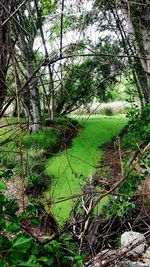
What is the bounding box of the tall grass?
[22,128,60,151]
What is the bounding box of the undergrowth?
[0,116,80,199]
[22,128,60,150]
[102,105,150,227]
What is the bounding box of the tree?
[54,37,123,115]
[13,1,43,131]
[0,0,12,112]
[118,0,150,104]
[92,0,150,106]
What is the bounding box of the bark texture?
[118,0,150,104]
[15,3,41,132]
[0,1,11,111]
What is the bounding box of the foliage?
[127,105,150,140]
[42,0,58,15]
[55,59,96,114]
[105,172,143,217]
[105,106,150,217]
[1,0,150,263]
[25,161,50,198]
[55,37,124,115]
[22,128,60,151]
[103,107,113,116]
[124,74,139,104]
[55,115,80,129]
[0,170,83,267]
[0,144,19,170]
[121,105,150,150]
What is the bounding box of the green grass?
[22,128,60,151]
[46,116,127,224]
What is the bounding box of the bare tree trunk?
[34,0,54,120]
[0,74,7,111]
[0,1,10,111]
[118,0,150,104]
[30,78,41,132]
[19,34,41,132]
[27,60,41,132]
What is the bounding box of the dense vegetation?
[1,0,150,266]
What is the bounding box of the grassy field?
[46,116,127,224]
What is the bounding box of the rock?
[87,232,149,267]
[88,249,117,267]
[115,260,149,267]
[121,231,146,256]
[143,247,150,265]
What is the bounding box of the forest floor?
[1,115,127,241]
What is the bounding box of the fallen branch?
[43,142,150,245]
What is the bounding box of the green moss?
[46,116,127,224]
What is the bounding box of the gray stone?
[121,231,146,256]
[115,260,149,267]
[143,247,150,265]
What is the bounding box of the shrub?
[55,115,80,128]
[104,107,113,116]
[0,143,20,169]
[25,173,50,198]
[0,170,83,266]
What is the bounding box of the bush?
[0,170,83,266]
[0,143,20,169]
[25,173,50,197]
[104,107,113,116]
[55,115,80,128]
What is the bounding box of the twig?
[117,136,124,178]
[1,0,29,27]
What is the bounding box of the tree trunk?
[34,0,54,120]
[30,80,41,132]
[19,35,41,132]
[0,1,10,111]
[118,0,150,104]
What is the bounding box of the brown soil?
[93,140,123,189]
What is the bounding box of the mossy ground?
[46,116,127,224]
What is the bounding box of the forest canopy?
[1,0,150,131]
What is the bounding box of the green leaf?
[4,170,13,179]
[18,263,40,267]
[12,235,33,249]
[74,255,83,261]
[0,170,13,179]
[0,220,5,229]
[0,170,5,178]
[0,182,7,190]
[38,256,48,262]
[131,203,136,208]
[7,223,20,232]
[51,240,61,249]
[0,259,7,267]
[0,193,6,202]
